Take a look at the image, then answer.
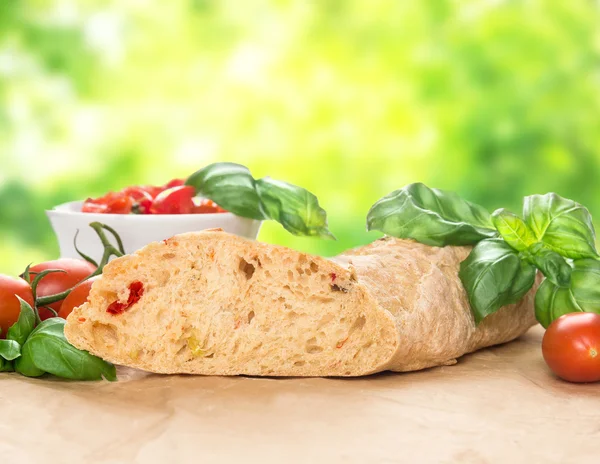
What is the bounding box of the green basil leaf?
[186,162,334,238]
[186,162,265,220]
[367,183,497,246]
[459,239,536,323]
[523,193,598,259]
[15,345,46,377]
[0,339,21,361]
[535,259,600,328]
[7,296,36,345]
[18,318,117,381]
[525,243,571,287]
[255,177,335,239]
[491,209,536,252]
[0,358,14,372]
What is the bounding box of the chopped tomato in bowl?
[47,176,262,261]
[81,179,227,215]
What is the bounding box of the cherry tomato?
[0,275,34,337]
[150,185,196,214]
[121,187,153,214]
[164,178,186,189]
[30,259,97,316]
[192,198,228,214]
[542,312,600,383]
[58,276,99,319]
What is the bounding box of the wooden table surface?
[1,326,599,463]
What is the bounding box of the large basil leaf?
[186,162,333,238]
[367,183,497,246]
[525,243,571,287]
[459,239,537,323]
[0,339,21,361]
[491,209,536,252]
[18,318,117,381]
[523,193,598,259]
[186,162,265,220]
[7,296,36,345]
[255,178,334,238]
[535,259,600,328]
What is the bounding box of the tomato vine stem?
[33,222,125,311]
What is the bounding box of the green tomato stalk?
[24,222,125,323]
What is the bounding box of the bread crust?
[336,237,538,372]
[65,231,538,376]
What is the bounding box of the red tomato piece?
[150,186,196,214]
[107,281,144,315]
[121,187,154,214]
[138,185,164,199]
[105,194,133,214]
[81,192,133,214]
[82,200,108,213]
[164,178,186,189]
[542,312,600,383]
[192,198,228,214]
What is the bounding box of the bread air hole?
[305,337,324,354]
[330,284,349,293]
[303,261,319,276]
[294,361,306,367]
[350,315,366,333]
[247,311,255,324]
[239,258,256,280]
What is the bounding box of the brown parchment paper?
[1,326,599,464]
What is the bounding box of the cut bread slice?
[65,230,538,376]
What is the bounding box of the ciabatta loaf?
[65,231,538,376]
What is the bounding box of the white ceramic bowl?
[47,201,262,260]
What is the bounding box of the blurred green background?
[1,1,600,275]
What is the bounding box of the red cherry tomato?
[58,276,99,319]
[30,259,97,315]
[0,275,34,337]
[542,312,600,383]
[164,178,186,189]
[121,187,154,214]
[150,186,196,214]
[192,198,228,214]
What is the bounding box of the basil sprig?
[367,183,497,246]
[186,162,334,239]
[368,185,600,326]
[0,297,116,381]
